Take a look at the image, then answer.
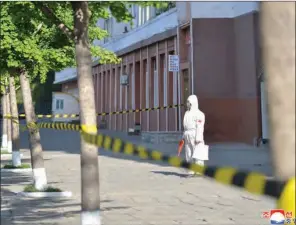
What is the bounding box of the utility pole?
[260,2,295,181]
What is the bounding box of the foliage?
[0,72,9,95]
[1,2,170,73]
[3,163,31,169]
[34,71,56,114]
[0,1,170,95]
[0,150,10,155]
[0,2,75,83]
[155,1,176,16]
[24,184,62,192]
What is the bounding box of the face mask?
[186,100,191,110]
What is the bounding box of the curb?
[17,191,72,198]
[1,168,32,173]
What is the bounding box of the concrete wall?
[93,36,178,132]
[190,2,259,18]
[52,2,263,144]
[98,8,178,54]
[176,2,191,25]
[191,6,261,144]
[54,5,174,85]
[96,5,157,46]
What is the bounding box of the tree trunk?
[9,76,21,166]
[72,2,100,225]
[1,93,8,151]
[260,2,295,181]
[20,70,47,190]
[6,92,12,153]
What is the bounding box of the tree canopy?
[0,2,75,83]
[0,1,169,83]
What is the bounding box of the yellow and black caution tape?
[7,119,296,213]
[26,122,39,133]
[80,130,295,213]
[16,120,40,133]
[15,121,81,132]
[4,104,184,119]
[79,129,287,199]
[37,122,81,131]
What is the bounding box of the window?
[163,59,167,106]
[60,99,64,109]
[56,99,59,110]
[131,5,135,17]
[142,7,146,25]
[151,57,158,107]
[146,6,150,22]
[104,18,112,43]
[137,6,142,26]
[56,99,64,110]
[152,58,157,71]
[138,6,149,26]
[146,67,149,108]
[154,71,158,107]
[155,2,176,16]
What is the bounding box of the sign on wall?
[168,55,179,72]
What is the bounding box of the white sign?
[168,55,179,72]
[120,74,129,85]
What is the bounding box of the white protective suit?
[183,95,208,167]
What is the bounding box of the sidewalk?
[9,122,273,176]
[96,129,273,176]
[1,129,275,225]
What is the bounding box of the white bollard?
[12,151,21,167]
[1,134,8,151]
[81,210,101,225]
[7,140,12,153]
[33,168,48,190]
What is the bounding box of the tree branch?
[33,2,75,40]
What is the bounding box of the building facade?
[53,2,268,144]
[52,68,80,122]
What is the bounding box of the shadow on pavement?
[18,126,273,176]
[10,197,80,223]
[1,158,53,165]
[19,128,175,169]
[102,206,130,211]
[0,186,127,225]
[1,171,32,187]
[151,170,189,178]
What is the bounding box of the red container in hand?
[177,140,184,157]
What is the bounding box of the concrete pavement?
[1,128,275,225]
[16,126,273,175]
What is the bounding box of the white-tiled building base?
[17,191,72,198]
[1,153,24,160]
[1,168,32,173]
[142,131,182,144]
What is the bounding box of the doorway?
[180,69,190,129]
[182,69,190,104]
[260,80,269,141]
[135,61,141,123]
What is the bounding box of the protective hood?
[187,95,199,111]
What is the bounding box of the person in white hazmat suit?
[183,95,208,175]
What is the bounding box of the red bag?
[177,139,184,157]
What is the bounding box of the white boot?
[188,170,195,175]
